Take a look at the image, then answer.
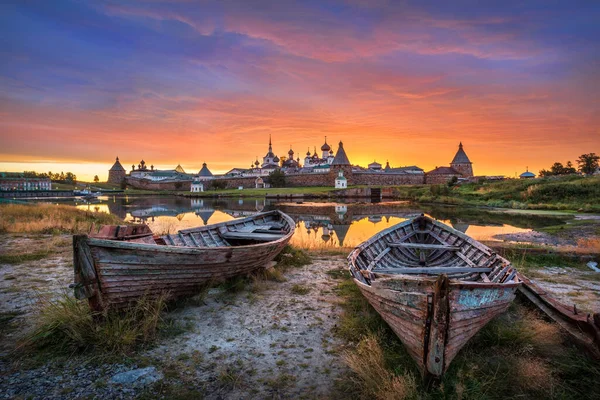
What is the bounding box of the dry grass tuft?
[514,357,555,392]
[0,203,124,234]
[343,334,417,400]
[20,291,167,355]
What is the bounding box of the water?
[62,195,570,249]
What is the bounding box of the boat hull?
[354,275,518,376]
[73,211,294,310]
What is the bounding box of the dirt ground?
[0,234,351,399]
[1,232,599,398]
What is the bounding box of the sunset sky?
[1,0,599,181]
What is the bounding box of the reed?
[0,203,124,234]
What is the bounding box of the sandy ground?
[0,234,351,399]
[1,232,599,398]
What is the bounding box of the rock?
[109,367,162,385]
[587,261,600,272]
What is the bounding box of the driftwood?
[348,214,520,379]
[73,210,295,311]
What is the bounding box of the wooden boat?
[73,210,295,311]
[348,214,520,378]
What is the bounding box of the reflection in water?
[65,195,571,249]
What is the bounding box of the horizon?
[1,1,599,181]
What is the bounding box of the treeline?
[23,171,77,184]
[539,153,599,177]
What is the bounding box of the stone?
[109,367,162,385]
[587,261,600,272]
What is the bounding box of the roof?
[175,164,186,174]
[426,166,461,175]
[109,157,126,172]
[520,171,536,178]
[331,141,351,166]
[368,161,382,168]
[198,163,213,177]
[451,142,472,164]
[335,175,347,181]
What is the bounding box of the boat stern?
[72,234,103,311]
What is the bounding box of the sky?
[0,0,599,181]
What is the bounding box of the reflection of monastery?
[108,137,474,190]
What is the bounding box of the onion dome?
[306,147,311,156]
[254,159,260,167]
[288,147,294,156]
[273,155,280,162]
[321,136,331,152]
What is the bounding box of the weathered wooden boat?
[518,272,600,358]
[348,214,520,378]
[73,210,295,311]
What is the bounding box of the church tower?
[450,142,473,177]
[330,141,353,185]
[108,156,126,184]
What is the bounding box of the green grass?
[290,284,311,295]
[390,175,600,212]
[273,245,312,270]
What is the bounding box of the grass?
[20,291,168,356]
[332,270,600,399]
[0,249,51,264]
[0,203,125,234]
[390,175,600,212]
[290,284,311,295]
[273,245,312,270]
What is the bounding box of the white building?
[335,170,347,188]
[190,177,204,192]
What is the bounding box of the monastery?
[110,138,474,190]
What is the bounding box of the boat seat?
[388,242,460,251]
[221,231,286,242]
[373,267,493,275]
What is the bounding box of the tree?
[64,172,77,184]
[93,175,99,183]
[447,175,458,187]
[564,161,577,174]
[268,168,286,188]
[577,153,600,175]
[550,162,566,175]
